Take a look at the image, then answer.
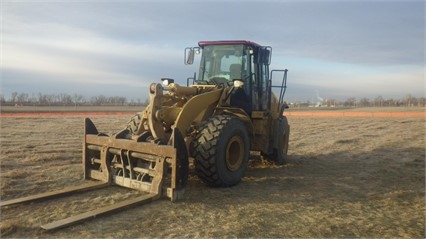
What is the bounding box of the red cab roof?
[198,40,261,48]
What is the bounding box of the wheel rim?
[225,135,244,171]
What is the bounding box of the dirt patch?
[0,114,424,238]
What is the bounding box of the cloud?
[2,12,187,89]
[267,1,424,66]
[279,57,425,101]
[1,1,424,101]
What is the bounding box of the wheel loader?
[1,40,289,230]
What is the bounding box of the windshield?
[198,44,249,84]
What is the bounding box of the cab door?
[252,47,271,112]
[249,47,273,152]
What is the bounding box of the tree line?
[0,92,148,106]
[288,94,425,108]
[0,92,424,108]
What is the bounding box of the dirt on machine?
[1,40,290,230]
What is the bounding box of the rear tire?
[194,115,249,187]
[269,116,290,164]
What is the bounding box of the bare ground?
[0,114,425,238]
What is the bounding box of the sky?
[1,0,425,102]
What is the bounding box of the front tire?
[194,115,249,187]
[126,113,142,133]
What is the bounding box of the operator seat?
[229,64,252,115]
[229,63,242,81]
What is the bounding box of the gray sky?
[1,0,424,102]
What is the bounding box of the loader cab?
[188,40,273,114]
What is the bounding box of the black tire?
[194,115,249,187]
[126,113,142,134]
[269,116,290,164]
[125,113,152,141]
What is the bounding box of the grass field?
[1,105,424,113]
[0,111,425,238]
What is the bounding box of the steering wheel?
[208,76,229,86]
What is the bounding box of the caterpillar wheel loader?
[1,40,289,230]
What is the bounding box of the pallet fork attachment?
[83,117,187,200]
[0,118,188,230]
[0,182,108,208]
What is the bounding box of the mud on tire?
[194,115,249,187]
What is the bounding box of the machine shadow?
[184,146,425,206]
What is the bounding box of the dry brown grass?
[0,113,424,238]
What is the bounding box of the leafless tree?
[358,98,370,107]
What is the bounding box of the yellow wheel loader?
[1,40,289,230]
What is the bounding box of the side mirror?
[184,47,200,65]
[257,47,272,65]
[265,46,272,65]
